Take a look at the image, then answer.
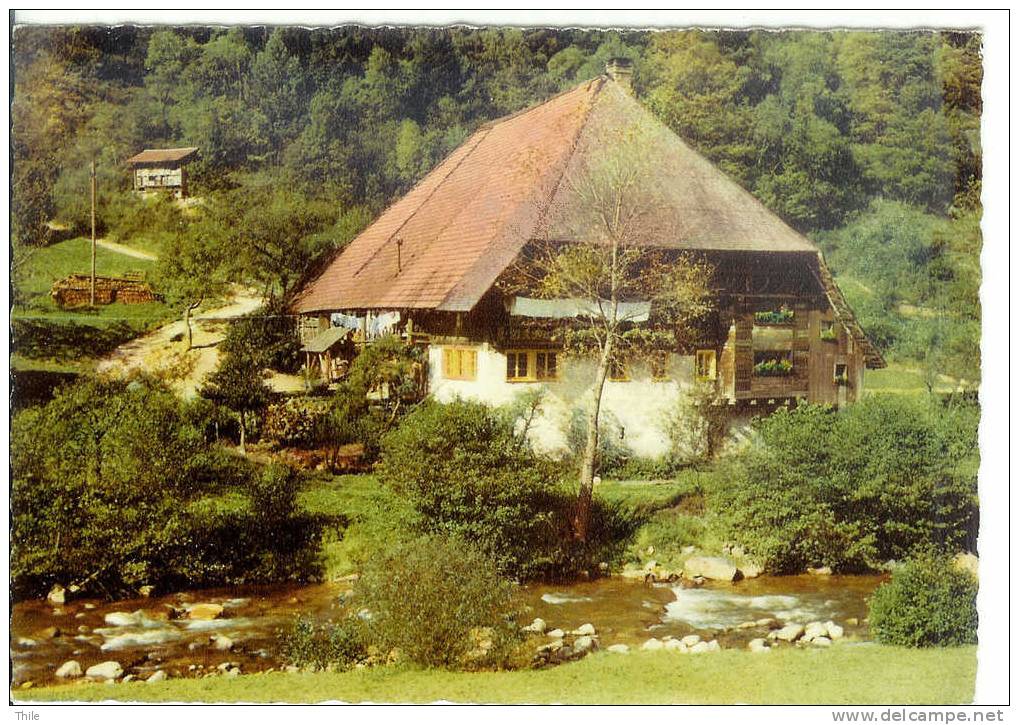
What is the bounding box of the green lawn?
[16,646,976,704]
[12,237,175,371]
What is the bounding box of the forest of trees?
[11,25,982,380]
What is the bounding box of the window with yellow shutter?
[696,349,717,381]
[506,350,560,382]
[442,347,478,381]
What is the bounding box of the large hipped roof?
[291,75,882,367]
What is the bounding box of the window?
[608,357,629,382]
[753,350,794,377]
[505,350,559,382]
[506,351,529,381]
[650,351,670,380]
[442,347,477,381]
[695,350,716,382]
[535,351,558,380]
[834,363,849,386]
[820,320,838,342]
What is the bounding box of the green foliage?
[377,399,638,580]
[222,300,304,373]
[277,616,368,671]
[869,554,978,647]
[712,397,979,573]
[10,377,325,598]
[753,358,794,376]
[352,535,520,669]
[754,309,795,324]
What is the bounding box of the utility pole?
[90,159,97,307]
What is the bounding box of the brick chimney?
[605,57,634,93]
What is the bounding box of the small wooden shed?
[301,325,355,382]
[126,147,199,198]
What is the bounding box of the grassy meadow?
[16,646,976,704]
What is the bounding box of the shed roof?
[301,325,353,353]
[126,147,199,165]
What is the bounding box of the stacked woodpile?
[50,273,160,307]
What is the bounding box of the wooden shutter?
[734,314,752,394]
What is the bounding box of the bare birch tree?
[506,118,715,541]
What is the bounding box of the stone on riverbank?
[607,644,630,654]
[772,623,805,642]
[211,634,234,651]
[807,566,832,576]
[573,636,596,654]
[547,629,565,639]
[684,556,738,582]
[187,603,224,621]
[85,661,123,681]
[522,618,546,634]
[680,634,701,647]
[825,621,844,640]
[147,670,168,683]
[812,636,832,647]
[55,660,82,678]
[572,623,596,636]
[664,639,687,652]
[804,622,827,641]
[748,638,769,653]
[47,585,66,605]
[641,638,664,651]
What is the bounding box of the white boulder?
[55,660,82,678]
[85,661,123,681]
[684,556,738,582]
[641,638,665,651]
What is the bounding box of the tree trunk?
[238,411,246,454]
[183,299,202,351]
[575,336,614,542]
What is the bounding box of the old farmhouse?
[291,62,885,458]
[126,147,199,198]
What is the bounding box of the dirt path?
[95,238,159,262]
[96,286,263,398]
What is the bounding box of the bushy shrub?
[378,399,638,580]
[711,396,979,573]
[869,554,978,647]
[277,616,368,670]
[222,300,303,373]
[10,377,325,598]
[353,535,520,669]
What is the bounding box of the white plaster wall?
[428,343,697,458]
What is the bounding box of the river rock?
[807,566,832,576]
[34,626,60,640]
[756,618,778,629]
[804,622,827,641]
[680,634,701,647]
[825,621,844,640]
[85,661,123,681]
[573,636,596,654]
[47,584,66,605]
[187,603,224,620]
[739,562,764,579]
[147,670,167,683]
[953,552,979,579]
[105,611,144,627]
[55,660,83,678]
[522,618,546,634]
[547,629,565,639]
[812,636,832,648]
[772,623,805,642]
[607,644,630,654]
[572,623,596,636]
[748,638,769,653]
[225,667,241,678]
[845,617,859,627]
[737,621,757,630]
[689,641,714,654]
[684,556,738,582]
[641,637,664,651]
[211,634,234,651]
[664,639,687,652]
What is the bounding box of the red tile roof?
[293,77,820,315]
[126,147,199,165]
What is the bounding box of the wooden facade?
[125,148,199,199]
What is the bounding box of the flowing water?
[11,574,885,688]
